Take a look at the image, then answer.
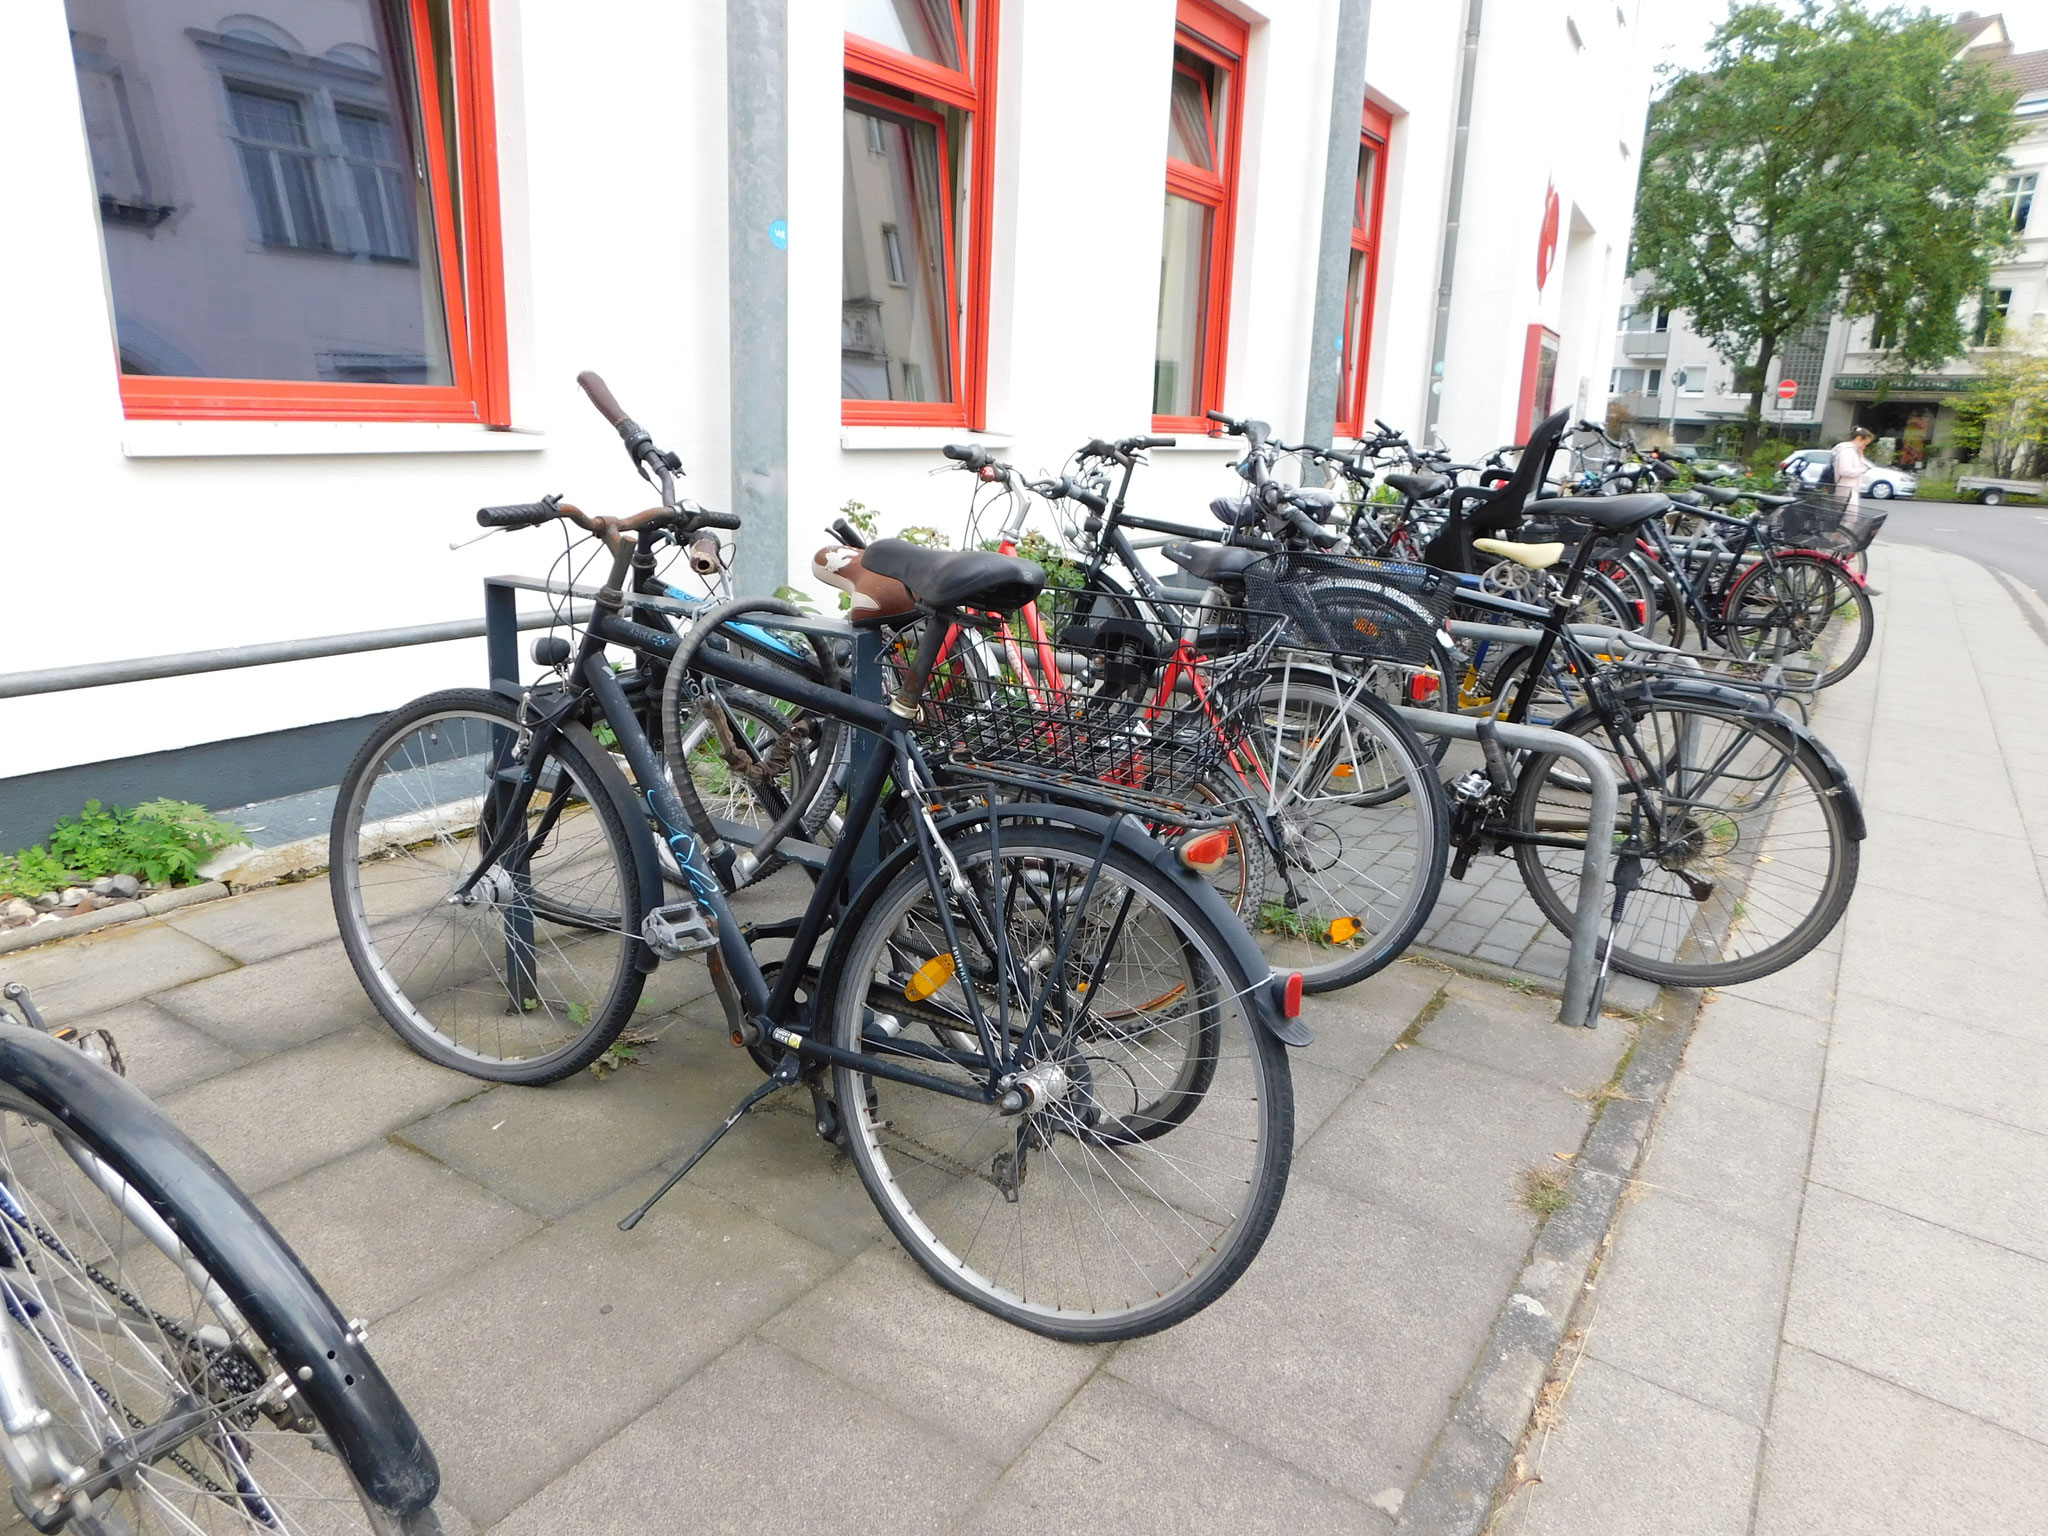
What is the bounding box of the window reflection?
[843,104,955,404]
[846,0,960,69]
[65,0,453,385]
[1154,193,1211,417]
[1167,47,1227,171]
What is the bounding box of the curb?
[1393,983,1704,1536]
[0,881,232,957]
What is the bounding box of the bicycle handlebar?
[477,496,564,528]
[1029,476,1108,514]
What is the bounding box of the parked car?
[1779,448,1917,500]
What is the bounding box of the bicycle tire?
[1241,664,1449,992]
[0,1026,442,1533]
[1723,552,1874,688]
[826,821,1293,1341]
[665,683,842,887]
[1508,695,1860,986]
[330,688,648,1084]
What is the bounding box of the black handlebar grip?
[1138,435,1177,450]
[1080,438,1118,460]
[830,516,868,549]
[1060,478,1109,513]
[941,443,990,468]
[576,371,629,428]
[476,500,560,529]
[691,509,743,532]
[1205,409,1234,426]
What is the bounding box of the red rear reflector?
[1179,829,1234,875]
[1282,972,1304,1019]
[1409,674,1441,703]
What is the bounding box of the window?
[64,0,508,422]
[1654,308,1670,332]
[1154,0,1247,430]
[1646,368,1661,394]
[1973,287,2013,346]
[2004,172,2037,233]
[843,0,999,427]
[1871,318,1897,350]
[1335,103,1391,438]
[1612,367,1644,394]
[1516,326,1559,437]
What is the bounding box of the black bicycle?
[328,377,1305,1341]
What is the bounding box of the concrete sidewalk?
[1495,541,2048,1534]
[0,852,1659,1532]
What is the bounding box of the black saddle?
[1536,493,1675,533]
[1748,491,1797,508]
[861,539,1045,612]
[1694,483,1742,506]
[1384,472,1450,502]
[1163,539,1267,585]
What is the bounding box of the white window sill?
[839,426,1012,452]
[121,420,546,459]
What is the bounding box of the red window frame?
[1516,325,1561,440]
[115,0,510,424]
[1157,0,1247,435]
[843,1,999,429]
[1335,103,1391,439]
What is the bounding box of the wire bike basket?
[1239,551,1458,666]
[912,595,1287,822]
[1761,494,1887,557]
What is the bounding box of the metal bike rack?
[1392,706,1620,1030]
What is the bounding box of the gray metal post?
[1423,0,1484,445]
[1301,0,1372,455]
[727,0,789,601]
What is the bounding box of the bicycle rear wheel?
[0,1040,440,1533]
[329,689,649,1084]
[828,821,1292,1341]
[1723,552,1874,687]
[1509,696,1859,986]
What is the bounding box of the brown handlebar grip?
[576,371,629,428]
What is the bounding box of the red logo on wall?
[1536,183,1560,292]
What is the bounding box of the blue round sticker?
[768,219,788,250]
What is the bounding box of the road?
[1874,496,2048,600]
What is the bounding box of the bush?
[0,800,244,899]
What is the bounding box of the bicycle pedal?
[642,900,718,959]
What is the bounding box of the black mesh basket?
[1763,494,1886,556]
[1238,551,1457,665]
[910,595,1284,820]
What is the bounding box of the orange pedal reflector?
[1329,764,1356,779]
[1179,829,1235,875]
[1282,971,1304,1019]
[1326,916,1361,944]
[905,954,955,1001]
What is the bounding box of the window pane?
[1154,192,1212,417]
[1341,247,1369,421]
[843,105,955,403]
[1167,47,1226,170]
[66,0,453,385]
[1355,141,1378,234]
[846,0,960,69]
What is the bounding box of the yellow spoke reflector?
[905,954,956,1001]
[1329,764,1356,779]
[1326,916,1361,944]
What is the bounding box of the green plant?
[3,799,245,899]
[1519,1164,1572,1217]
[589,1027,657,1078]
[839,499,879,541]
[897,525,951,548]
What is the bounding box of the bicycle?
[0,982,443,1533]
[328,379,1307,1340]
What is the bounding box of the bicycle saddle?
[1163,539,1268,584]
[812,544,913,626]
[860,538,1046,615]
[1536,493,1673,533]
[1472,537,1565,570]
[1694,483,1743,506]
[1748,491,1797,508]
[1384,471,1450,502]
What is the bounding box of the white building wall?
[1,0,1655,791]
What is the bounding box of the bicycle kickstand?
[618,1051,803,1231]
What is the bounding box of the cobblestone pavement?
[0,854,1654,1533]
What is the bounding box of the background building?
[1,0,1655,846]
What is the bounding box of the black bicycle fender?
[551,718,668,969]
[822,805,1312,1048]
[0,1027,439,1514]
[1607,679,1868,841]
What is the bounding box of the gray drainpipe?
[1302,0,1372,456]
[1423,0,1484,445]
[726,0,789,598]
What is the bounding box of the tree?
[1633,2,2020,451]
[1958,343,2048,477]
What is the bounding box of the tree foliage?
[1634,2,2020,447]
[1957,345,2048,476]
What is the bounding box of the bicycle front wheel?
[0,1045,441,1533]
[828,821,1293,1341]
[330,689,650,1084]
[1723,552,1874,687]
[1509,696,1860,986]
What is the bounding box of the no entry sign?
[1777,378,1799,400]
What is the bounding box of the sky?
[1648,0,2048,75]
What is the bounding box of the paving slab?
[1499,1357,1758,1536]
[1299,1044,1589,1257]
[1827,996,2048,1132]
[379,1190,838,1526]
[164,876,344,962]
[758,1246,1106,1465]
[1784,1184,2048,1443]
[673,1094,892,1260]
[1421,976,1632,1095]
[953,1371,1382,1536]
[1634,1071,1813,1241]
[157,1024,485,1194]
[0,920,234,1022]
[1582,1190,1793,1426]
[153,937,382,1055]
[1110,1177,1514,1505]
[1755,1345,2048,1536]
[1677,992,1828,1112]
[1854,808,2048,917]
[1835,892,2042,1028]
[255,1142,542,1322]
[55,997,244,1099]
[491,1337,997,1536]
[1291,958,1444,1077]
